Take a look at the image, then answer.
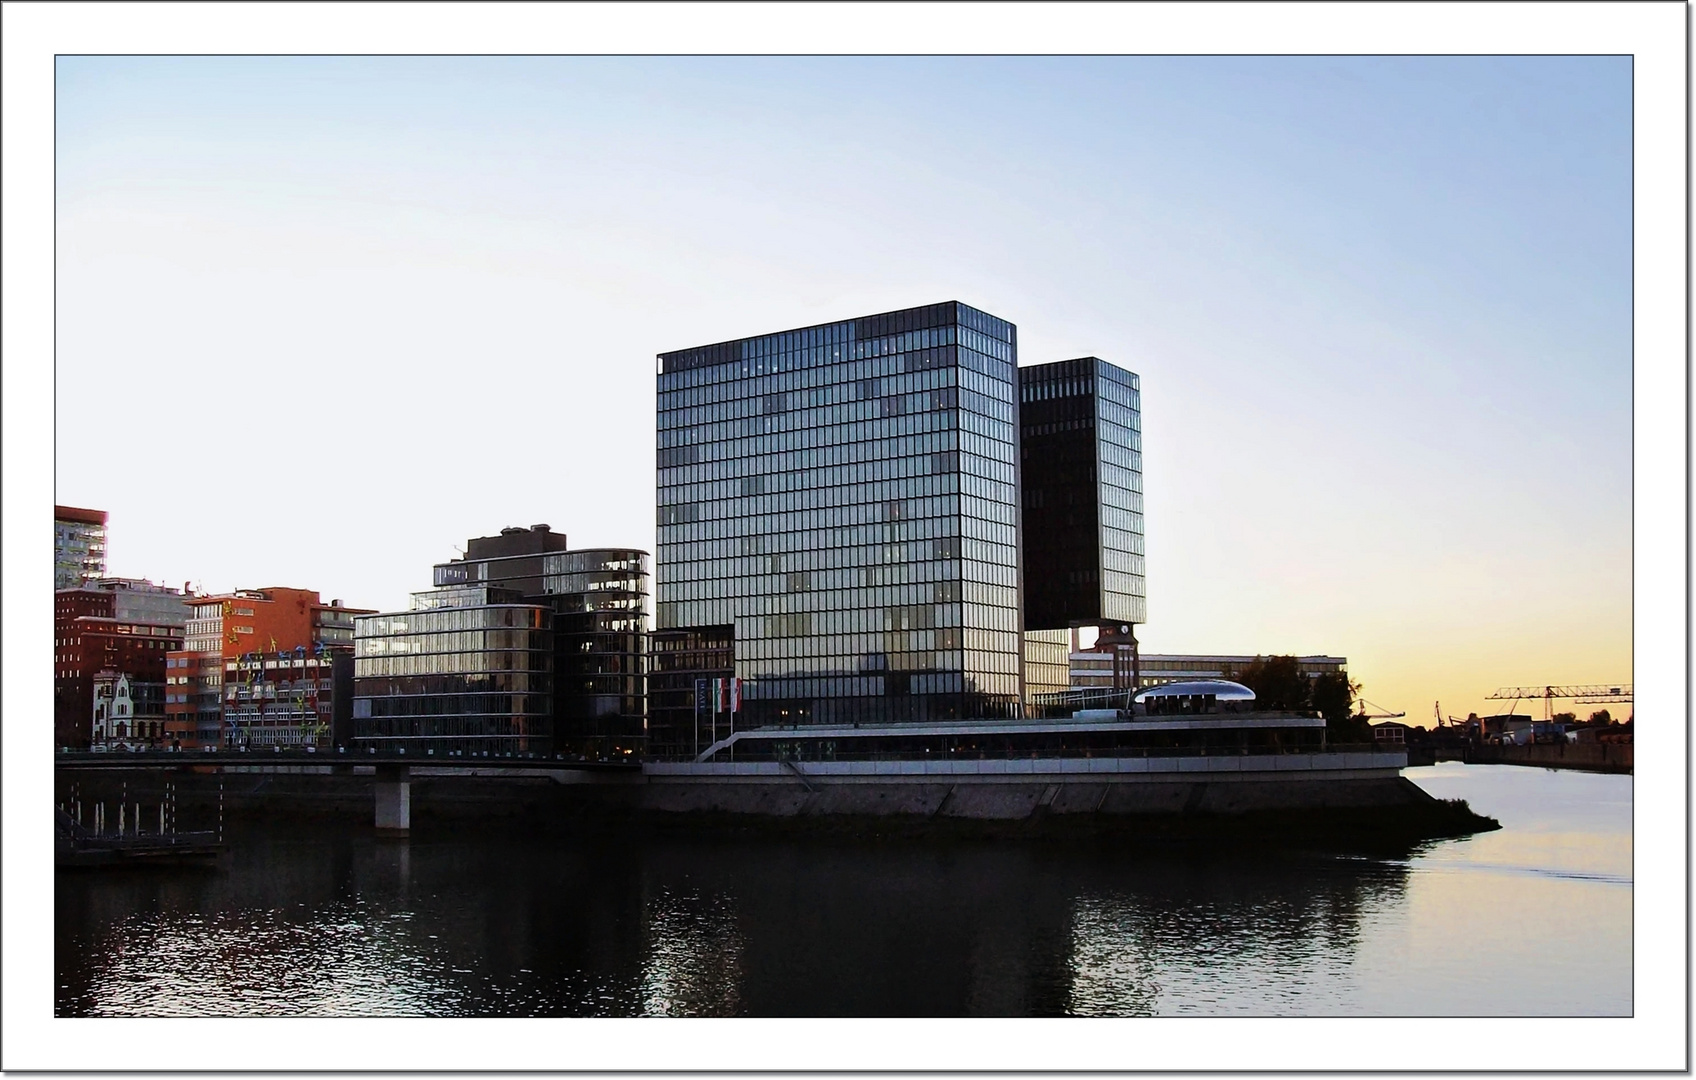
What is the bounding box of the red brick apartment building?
[54,582,185,748]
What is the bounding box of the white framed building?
[1070,652,1347,691]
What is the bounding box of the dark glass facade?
[543,549,649,759]
[649,625,734,760]
[1018,357,1145,630]
[655,301,1024,752]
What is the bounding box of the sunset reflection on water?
[57,764,1629,1017]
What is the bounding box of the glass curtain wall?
[656,302,1024,742]
[649,625,734,760]
[352,586,553,756]
[1093,360,1146,625]
[1022,628,1071,705]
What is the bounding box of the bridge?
[54,748,640,834]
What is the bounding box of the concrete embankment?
[634,754,1495,846]
[640,774,1432,818]
[63,766,1431,823]
[1448,742,1632,774]
[58,751,1497,848]
[642,751,1421,816]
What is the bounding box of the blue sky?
[54,55,1632,718]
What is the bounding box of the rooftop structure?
[59,577,190,627]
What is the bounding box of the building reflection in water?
[60,827,1412,1017]
[1061,858,1408,1016]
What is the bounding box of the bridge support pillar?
[375,764,411,836]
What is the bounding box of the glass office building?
[649,625,735,760]
[352,585,553,756]
[1018,357,1145,630]
[656,301,1024,752]
[354,527,650,759]
[542,548,649,759]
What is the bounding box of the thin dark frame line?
[1682,3,1693,1075]
[49,52,1639,58]
[43,46,1668,1051]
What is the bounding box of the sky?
[53,54,1633,722]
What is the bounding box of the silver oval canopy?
[1134,679,1257,702]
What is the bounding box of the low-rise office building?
[1069,650,1348,691]
[354,526,649,759]
[354,585,555,757]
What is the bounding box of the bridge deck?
[55,750,640,773]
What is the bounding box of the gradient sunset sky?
[54,54,1632,721]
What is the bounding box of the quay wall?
[641,752,1423,819]
[56,752,1433,829]
[1442,743,1632,774]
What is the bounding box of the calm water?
[56,763,1630,1016]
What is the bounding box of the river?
[55,762,1630,1016]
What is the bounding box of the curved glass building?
[353,526,650,759]
[352,585,554,756]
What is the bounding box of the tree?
[1234,656,1311,712]
[1310,671,1371,742]
[1310,672,1356,723]
[1588,708,1611,725]
[1551,711,1577,724]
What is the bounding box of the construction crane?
[1485,684,1632,721]
[1433,702,1464,728]
[1352,698,1405,720]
